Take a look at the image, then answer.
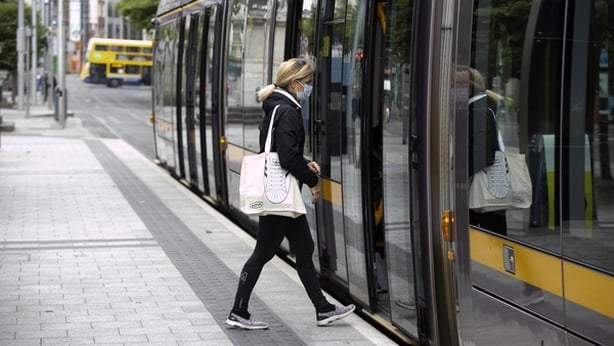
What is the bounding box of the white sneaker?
[316,304,356,326]
[395,298,416,310]
[514,289,545,307]
[225,312,269,330]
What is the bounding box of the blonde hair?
[469,67,503,102]
[257,58,315,102]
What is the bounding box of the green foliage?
[116,0,160,31]
[0,0,20,71]
[0,0,44,72]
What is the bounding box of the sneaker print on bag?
[480,150,511,199]
[264,154,291,204]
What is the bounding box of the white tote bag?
[505,151,532,209]
[469,151,532,212]
[239,105,307,218]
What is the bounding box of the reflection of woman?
[468,68,507,235]
[225,58,355,330]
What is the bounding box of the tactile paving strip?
[86,140,305,345]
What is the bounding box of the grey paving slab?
[0,136,224,345]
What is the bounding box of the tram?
[151,0,614,344]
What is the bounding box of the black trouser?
[231,214,330,314]
[469,209,507,236]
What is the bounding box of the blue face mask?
[296,81,313,100]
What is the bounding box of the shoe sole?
[317,306,356,326]
[225,318,269,330]
[395,300,416,310]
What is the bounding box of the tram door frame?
[181,12,200,190]
[311,0,389,313]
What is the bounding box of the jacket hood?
[262,88,302,114]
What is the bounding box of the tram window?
[468,2,614,343]
[225,0,248,150]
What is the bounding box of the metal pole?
[57,0,66,127]
[25,27,30,117]
[81,0,89,69]
[46,0,54,110]
[31,0,38,105]
[17,0,25,110]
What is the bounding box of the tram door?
[179,13,199,189]
[312,0,418,336]
[181,5,224,202]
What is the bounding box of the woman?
[468,67,507,235]
[225,58,355,330]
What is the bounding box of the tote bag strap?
[264,105,281,154]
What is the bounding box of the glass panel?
[180,16,191,181]
[226,0,248,151]
[154,22,178,171]
[560,0,614,268]
[341,0,369,305]
[193,13,206,193]
[125,65,139,74]
[469,2,614,344]
[205,7,219,199]
[468,1,566,342]
[299,0,328,274]
[383,0,415,335]
[243,0,268,153]
[563,1,614,344]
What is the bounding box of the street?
[66,74,155,158]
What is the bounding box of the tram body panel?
[461,0,614,344]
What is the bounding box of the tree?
[0,0,44,101]
[0,0,21,73]
[115,0,160,31]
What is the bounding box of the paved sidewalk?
[0,105,398,345]
[0,107,231,345]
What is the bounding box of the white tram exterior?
[152,0,614,344]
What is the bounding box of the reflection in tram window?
[468,1,614,344]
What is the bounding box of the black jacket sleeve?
[271,105,319,187]
[469,100,498,176]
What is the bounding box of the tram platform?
[0,105,398,345]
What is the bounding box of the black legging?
[231,214,330,314]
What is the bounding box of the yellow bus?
[80,38,153,87]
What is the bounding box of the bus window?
[111,45,123,52]
[110,64,124,73]
[125,65,140,74]
[126,46,141,53]
[95,44,109,51]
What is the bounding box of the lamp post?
[17,0,25,110]
[57,0,66,127]
[31,0,37,105]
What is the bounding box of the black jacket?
[259,88,319,188]
[469,93,500,176]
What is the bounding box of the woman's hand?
[310,180,321,204]
[307,161,321,176]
